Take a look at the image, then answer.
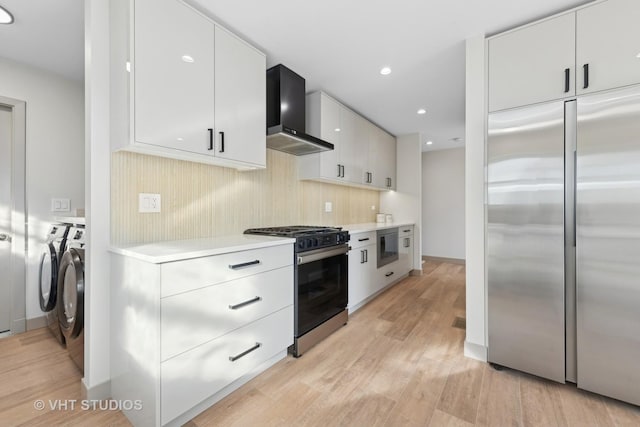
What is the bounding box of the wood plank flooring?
[1,261,639,426]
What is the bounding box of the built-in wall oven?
[377,227,399,268]
[244,226,350,357]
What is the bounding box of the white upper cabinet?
[300,91,396,190]
[371,126,397,190]
[576,0,640,95]
[489,0,640,112]
[134,0,215,154]
[214,26,266,167]
[128,0,266,169]
[489,13,576,112]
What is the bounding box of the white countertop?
[110,235,295,264]
[341,222,415,234]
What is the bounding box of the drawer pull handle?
[229,296,262,310]
[229,260,261,270]
[385,272,394,277]
[229,342,261,362]
[358,237,370,242]
[403,229,411,233]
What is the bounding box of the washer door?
[39,243,58,312]
[57,248,84,339]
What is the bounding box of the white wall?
[0,57,85,321]
[380,133,423,271]
[421,148,465,260]
[464,35,487,361]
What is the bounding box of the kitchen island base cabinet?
[110,240,294,427]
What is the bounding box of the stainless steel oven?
[243,226,350,357]
[377,228,399,268]
[295,243,349,355]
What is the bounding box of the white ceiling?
[0,0,593,151]
[0,0,84,81]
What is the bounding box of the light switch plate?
[139,193,161,213]
[51,198,71,213]
[324,202,333,213]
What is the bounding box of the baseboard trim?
[82,378,112,401]
[25,316,46,331]
[409,269,423,276]
[12,318,27,334]
[422,256,466,265]
[464,340,487,362]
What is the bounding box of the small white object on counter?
[341,222,415,234]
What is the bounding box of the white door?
[214,26,266,167]
[576,0,640,95]
[318,94,341,179]
[134,0,215,154]
[338,107,359,183]
[0,106,12,332]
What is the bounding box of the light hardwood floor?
[2,261,639,426]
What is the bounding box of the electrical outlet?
[324,202,333,213]
[51,198,71,213]
[139,193,161,213]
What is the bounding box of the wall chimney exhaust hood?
[266,64,334,155]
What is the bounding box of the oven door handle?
[297,244,350,265]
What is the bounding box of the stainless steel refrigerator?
[487,84,640,406]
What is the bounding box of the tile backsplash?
[111,150,380,244]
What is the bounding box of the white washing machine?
[57,225,85,374]
[39,223,70,345]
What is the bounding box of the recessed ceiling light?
[181,55,195,63]
[334,128,341,132]
[636,52,640,58]
[426,141,433,145]
[0,5,14,24]
[417,109,427,115]
[380,67,392,76]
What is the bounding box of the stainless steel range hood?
[266,65,334,155]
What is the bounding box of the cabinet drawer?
[399,226,414,236]
[161,305,293,424]
[350,231,376,249]
[161,244,293,297]
[378,261,400,288]
[161,266,293,360]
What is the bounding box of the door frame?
[1,96,27,335]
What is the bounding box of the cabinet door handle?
[219,131,225,153]
[404,238,410,248]
[385,271,394,277]
[583,64,589,89]
[228,260,261,270]
[207,128,214,150]
[229,342,261,362]
[564,68,570,93]
[361,250,365,264]
[364,249,368,263]
[229,296,262,310]
[403,229,411,233]
[358,237,370,242]
[337,164,342,178]
[341,165,345,177]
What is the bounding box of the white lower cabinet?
[161,306,293,424]
[110,241,294,427]
[348,242,376,311]
[348,225,415,313]
[398,226,414,275]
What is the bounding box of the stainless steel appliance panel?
[576,85,640,405]
[488,101,566,383]
[377,228,399,268]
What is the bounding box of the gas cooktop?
[244,225,342,237]
[244,226,350,252]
